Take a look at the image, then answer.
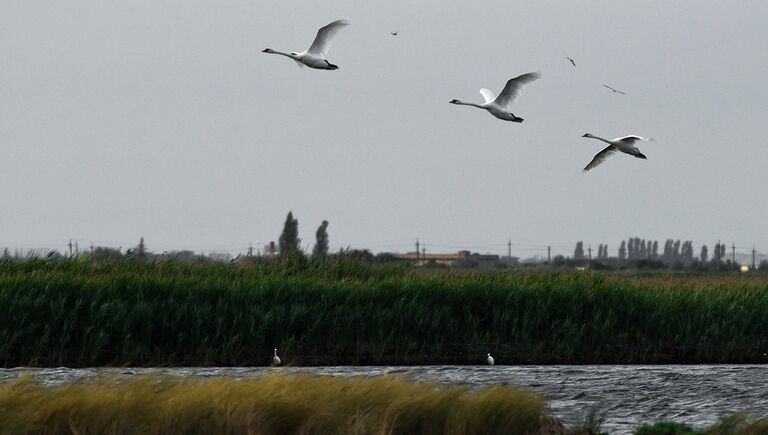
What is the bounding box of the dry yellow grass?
[0,373,547,435]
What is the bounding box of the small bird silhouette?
[566,57,576,67]
[603,84,627,95]
[391,31,399,36]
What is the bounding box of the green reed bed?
[635,415,768,435]
[0,373,548,435]
[1,258,767,366]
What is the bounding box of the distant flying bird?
[262,19,349,70]
[391,31,399,36]
[603,84,627,95]
[487,353,495,366]
[566,57,576,67]
[581,134,652,172]
[449,72,541,122]
[272,348,281,366]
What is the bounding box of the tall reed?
[1,258,767,365]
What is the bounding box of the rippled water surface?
[2,365,767,434]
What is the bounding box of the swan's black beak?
[581,133,590,137]
[261,48,270,53]
[449,99,459,104]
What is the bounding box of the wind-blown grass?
[1,258,767,366]
[0,373,547,435]
[2,372,767,434]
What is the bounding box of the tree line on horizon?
[3,214,767,272]
[566,238,767,271]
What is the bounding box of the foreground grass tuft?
[0,373,547,435]
[634,414,768,435]
[635,421,706,435]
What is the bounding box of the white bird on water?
[487,353,495,366]
[262,19,349,70]
[581,134,652,172]
[449,72,541,123]
[272,348,281,366]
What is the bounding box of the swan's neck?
[267,50,295,59]
[454,100,485,109]
[587,135,613,145]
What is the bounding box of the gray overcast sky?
[2,1,767,257]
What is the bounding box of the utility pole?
[588,245,592,260]
[90,242,94,255]
[507,239,512,260]
[68,239,73,257]
[422,246,426,259]
[75,241,79,255]
[732,243,736,271]
[547,246,551,264]
[753,246,757,271]
[415,238,420,260]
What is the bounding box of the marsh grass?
[0,373,546,435]
[2,372,767,435]
[635,413,768,434]
[1,258,768,365]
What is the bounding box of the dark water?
[2,365,767,434]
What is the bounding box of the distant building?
[390,250,514,268]
[456,252,507,268]
[392,251,468,266]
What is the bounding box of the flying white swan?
[449,72,541,122]
[262,19,349,70]
[272,348,281,366]
[487,353,495,366]
[581,134,652,172]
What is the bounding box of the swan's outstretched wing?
[479,88,496,104]
[307,19,349,57]
[616,135,652,144]
[495,72,541,109]
[583,145,617,172]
